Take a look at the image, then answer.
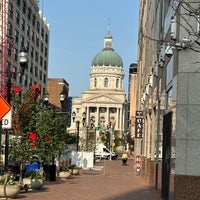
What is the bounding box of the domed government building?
[69,30,126,148]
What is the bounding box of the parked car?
[94,143,118,160]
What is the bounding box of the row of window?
[15,0,47,38]
[94,78,120,88]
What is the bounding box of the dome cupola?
[92,31,123,68]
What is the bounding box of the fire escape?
[0,0,14,102]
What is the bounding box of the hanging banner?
[135,111,143,138]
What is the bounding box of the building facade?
[69,30,126,148]
[0,0,50,99]
[127,63,137,153]
[47,78,69,112]
[136,1,200,199]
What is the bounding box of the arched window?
[116,79,119,88]
[104,78,108,87]
[94,78,97,87]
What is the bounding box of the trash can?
[43,165,56,181]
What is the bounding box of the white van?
[94,143,117,160]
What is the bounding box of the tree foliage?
[9,88,67,163]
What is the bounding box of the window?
[22,1,26,14]
[27,8,31,20]
[44,60,47,70]
[36,21,40,33]
[30,62,33,73]
[116,79,119,88]
[35,51,38,63]
[7,23,12,37]
[40,56,43,67]
[94,78,97,87]
[35,66,38,77]
[7,43,12,57]
[41,28,44,38]
[26,41,29,52]
[104,78,108,87]
[31,46,34,58]
[43,74,46,84]
[40,42,43,53]
[39,70,42,81]
[32,14,36,27]
[15,11,20,25]
[45,33,48,43]
[20,36,24,48]
[31,31,35,42]
[27,25,30,37]
[14,48,18,61]
[16,0,20,7]
[8,3,13,18]
[14,30,19,43]
[36,35,39,47]
[21,18,25,31]
[45,47,48,57]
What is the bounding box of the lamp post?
[59,93,65,111]
[18,47,28,76]
[82,112,86,127]
[4,48,28,171]
[76,121,80,151]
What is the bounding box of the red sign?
[0,95,11,120]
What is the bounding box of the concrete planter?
[72,169,79,175]
[58,171,71,179]
[23,178,44,189]
[0,185,21,199]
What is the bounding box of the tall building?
[69,30,126,148]
[127,63,137,153]
[0,0,50,100]
[136,1,200,199]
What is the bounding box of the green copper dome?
[92,48,123,67]
[92,31,123,67]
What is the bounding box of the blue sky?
[39,1,139,97]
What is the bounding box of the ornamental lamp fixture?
[19,47,28,75]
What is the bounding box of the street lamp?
[72,111,76,122]
[71,111,80,151]
[18,47,28,76]
[82,112,86,127]
[4,47,28,171]
[59,93,65,111]
[76,120,80,151]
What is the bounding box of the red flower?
[13,86,22,93]
[29,132,37,140]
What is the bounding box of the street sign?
[2,110,12,129]
[0,95,10,120]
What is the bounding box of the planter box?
[58,171,71,179]
[72,169,79,175]
[0,185,20,198]
[23,178,44,189]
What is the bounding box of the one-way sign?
[2,110,12,129]
[0,95,10,119]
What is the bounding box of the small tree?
[9,88,67,164]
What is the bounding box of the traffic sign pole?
[0,120,2,168]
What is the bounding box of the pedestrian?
[122,151,128,165]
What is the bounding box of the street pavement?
[17,158,162,200]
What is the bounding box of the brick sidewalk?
[16,159,162,200]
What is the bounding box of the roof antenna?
[108,18,111,32]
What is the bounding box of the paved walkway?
[17,159,162,200]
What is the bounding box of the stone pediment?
[85,95,121,104]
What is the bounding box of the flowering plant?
[0,174,16,185]
[59,166,70,172]
[24,170,44,180]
